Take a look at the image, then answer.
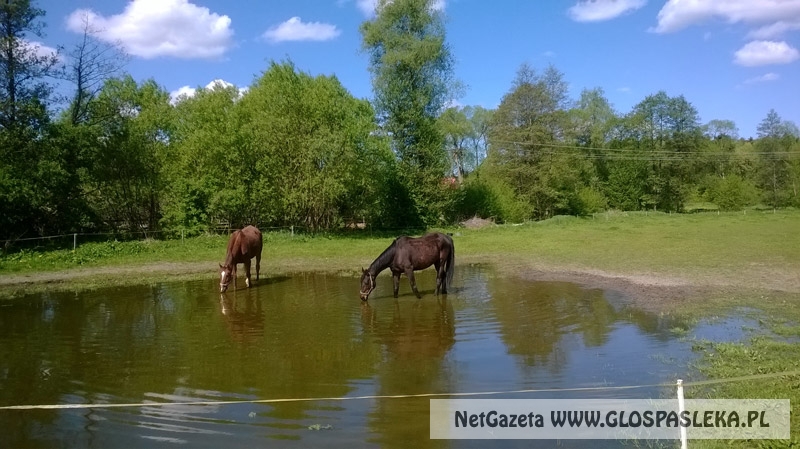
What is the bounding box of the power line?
[488,139,800,156]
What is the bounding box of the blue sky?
[33,0,800,138]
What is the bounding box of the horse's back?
[228,226,262,262]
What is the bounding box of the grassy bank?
[1,210,798,299]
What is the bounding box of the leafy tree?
[755,109,798,207]
[162,82,241,233]
[237,61,388,230]
[612,91,701,211]
[0,0,64,240]
[82,75,173,234]
[484,63,579,219]
[165,61,390,232]
[361,0,456,226]
[466,105,493,171]
[438,106,471,182]
[0,0,60,131]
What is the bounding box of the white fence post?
[73,233,77,251]
[677,379,688,449]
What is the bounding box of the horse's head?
[359,268,375,301]
[219,263,233,293]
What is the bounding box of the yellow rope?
[2,370,798,411]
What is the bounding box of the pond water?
[0,265,744,448]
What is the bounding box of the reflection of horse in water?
[361,297,455,364]
[219,294,265,343]
[361,298,456,449]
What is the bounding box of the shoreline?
[2,255,797,314]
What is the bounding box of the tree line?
[1,0,798,244]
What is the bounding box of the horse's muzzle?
[220,284,228,293]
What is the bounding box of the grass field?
[1,210,798,296]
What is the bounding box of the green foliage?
[575,186,608,215]
[690,335,800,448]
[452,175,531,223]
[1,3,800,240]
[361,0,456,226]
[81,76,173,233]
[164,61,389,232]
[699,174,759,211]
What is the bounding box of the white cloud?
[21,40,60,61]
[734,40,800,66]
[617,86,632,93]
[743,72,780,84]
[568,0,646,22]
[748,20,800,39]
[653,0,800,33]
[356,0,378,17]
[262,17,340,43]
[170,79,246,104]
[357,0,445,18]
[65,0,234,60]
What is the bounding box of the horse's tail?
[445,238,455,289]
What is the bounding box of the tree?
[165,61,390,232]
[0,0,60,131]
[616,91,701,211]
[83,75,173,234]
[361,0,456,226]
[466,105,493,171]
[755,109,797,207]
[485,63,579,219]
[438,106,471,182]
[62,11,128,126]
[0,0,65,240]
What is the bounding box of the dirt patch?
[460,216,494,229]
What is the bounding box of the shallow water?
[0,265,746,448]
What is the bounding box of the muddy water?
[0,266,726,448]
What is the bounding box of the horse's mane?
[223,230,242,267]
[368,238,398,274]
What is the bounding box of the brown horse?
[219,225,263,293]
[359,232,454,301]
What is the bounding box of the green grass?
[687,335,800,449]
[1,210,798,296]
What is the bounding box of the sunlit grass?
[1,210,798,288]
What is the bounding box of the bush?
[453,177,531,224]
[701,175,759,211]
[574,186,608,215]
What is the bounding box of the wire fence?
[0,207,791,254]
[0,223,435,254]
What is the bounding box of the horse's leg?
[406,269,421,299]
[244,260,252,288]
[434,262,442,295]
[440,255,448,294]
[393,272,400,298]
[255,254,261,281]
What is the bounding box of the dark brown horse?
[359,232,454,301]
[219,225,263,293]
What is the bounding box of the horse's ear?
[219,263,224,269]
[361,267,366,273]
